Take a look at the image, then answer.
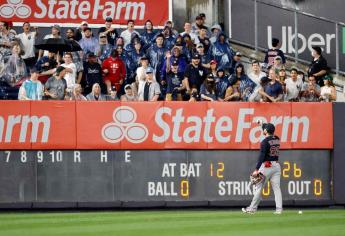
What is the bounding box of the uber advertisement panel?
[231,0,345,72]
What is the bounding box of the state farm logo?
[0,0,31,18]
[102,106,148,144]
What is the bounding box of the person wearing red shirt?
[102,49,126,93]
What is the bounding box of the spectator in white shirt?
[285,68,303,101]
[248,60,266,86]
[120,20,140,47]
[61,52,77,91]
[180,22,199,44]
[16,22,38,70]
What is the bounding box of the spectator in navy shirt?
[264,38,286,66]
[263,68,283,102]
[183,53,208,95]
[82,53,105,95]
[165,61,185,101]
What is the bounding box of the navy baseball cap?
[172,60,179,66]
[105,17,113,22]
[262,123,275,134]
[192,53,201,60]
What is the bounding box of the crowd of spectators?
[0,14,337,102]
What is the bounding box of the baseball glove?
[250,172,265,185]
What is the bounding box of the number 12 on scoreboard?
[210,162,225,179]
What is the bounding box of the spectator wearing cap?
[197,26,211,54]
[308,46,328,87]
[164,60,185,101]
[146,34,166,83]
[98,32,114,61]
[82,52,105,95]
[210,24,222,44]
[15,22,38,71]
[121,84,138,101]
[264,38,286,66]
[102,49,126,93]
[18,68,43,100]
[98,17,118,46]
[196,43,212,69]
[199,13,209,29]
[210,60,218,77]
[248,60,266,86]
[272,55,285,75]
[285,68,303,102]
[44,66,67,100]
[262,68,284,102]
[320,75,336,102]
[229,51,242,75]
[39,24,61,59]
[138,67,161,101]
[120,20,140,47]
[79,27,99,60]
[183,53,208,95]
[133,56,151,97]
[200,73,217,101]
[75,21,88,41]
[192,15,203,35]
[141,20,157,51]
[180,22,199,44]
[192,14,209,36]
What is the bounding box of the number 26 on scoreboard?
[282,161,302,178]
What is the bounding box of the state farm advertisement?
[0,101,333,150]
[0,0,171,26]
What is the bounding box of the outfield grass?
[0,209,344,236]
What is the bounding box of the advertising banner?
[0,101,333,150]
[0,0,171,26]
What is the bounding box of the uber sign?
[267,26,335,54]
[230,0,345,72]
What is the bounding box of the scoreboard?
[0,150,331,205]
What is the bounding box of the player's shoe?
[273,210,282,215]
[242,207,256,214]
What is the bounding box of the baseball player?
[242,122,283,214]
